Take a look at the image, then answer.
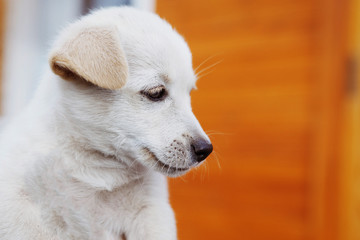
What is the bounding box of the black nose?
[191,139,213,163]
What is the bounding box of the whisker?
[194,55,217,73]
[161,161,166,173]
[211,150,222,170]
[206,161,210,178]
[195,69,216,81]
[206,130,233,136]
[200,161,209,181]
[126,157,138,169]
[195,59,223,78]
[206,133,226,137]
[178,174,188,182]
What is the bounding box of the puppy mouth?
[154,158,190,172]
[142,147,190,175]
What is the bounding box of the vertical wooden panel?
[157,0,349,239]
[309,0,349,239]
[339,0,360,239]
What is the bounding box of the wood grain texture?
[157,0,349,239]
[339,0,360,239]
[308,0,349,239]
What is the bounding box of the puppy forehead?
[126,47,196,91]
[115,14,195,89]
[119,28,194,83]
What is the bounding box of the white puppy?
[0,6,212,240]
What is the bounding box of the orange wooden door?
[157,0,350,240]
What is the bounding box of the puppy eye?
[141,85,167,101]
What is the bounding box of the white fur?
[0,7,211,240]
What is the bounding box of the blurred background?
[0,0,359,240]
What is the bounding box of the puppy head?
[50,7,212,177]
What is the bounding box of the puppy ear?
[49,25,128,90]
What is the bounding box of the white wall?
[2,0,82,117]
[1,0,156,118]
[132,0,156,12]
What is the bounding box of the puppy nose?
[191,139,213,163]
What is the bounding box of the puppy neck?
[57,140,148,191]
